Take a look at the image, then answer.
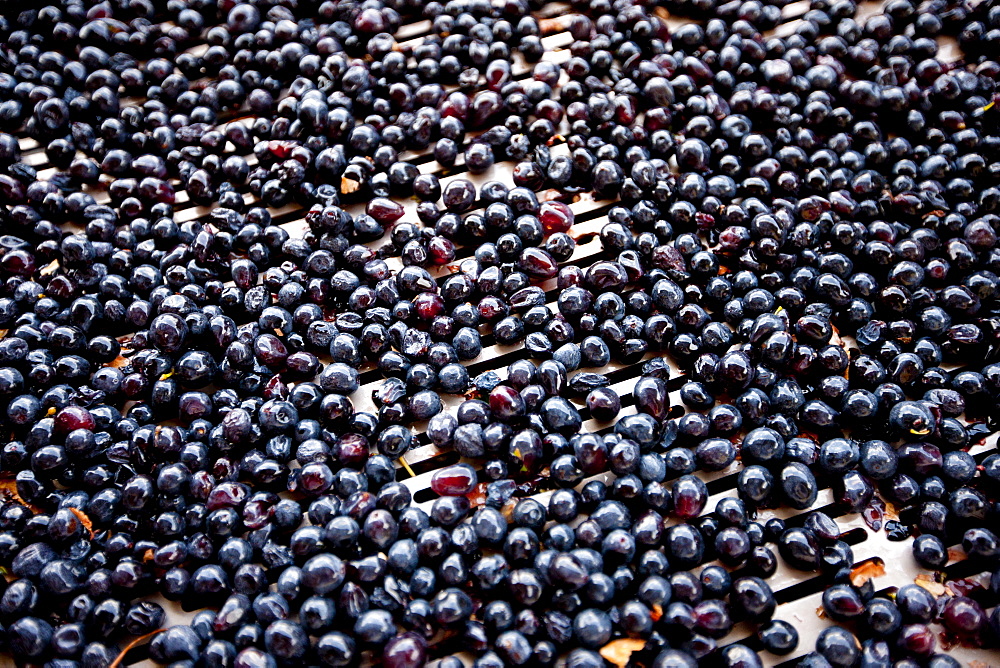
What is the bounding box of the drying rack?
[2,1,998,666]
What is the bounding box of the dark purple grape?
[586,388,620,422]
[431,464,478,497]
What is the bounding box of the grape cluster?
[1,0,1000,665]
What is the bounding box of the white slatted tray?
[2,1,998,667]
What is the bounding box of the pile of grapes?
[1,0,999,665]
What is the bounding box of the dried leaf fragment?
[501,499,518,522]
[0,475,43,514]
[850,559,886,587]
[914,573,948,597]
[829,323,844,348]
[69,507,95,538]
[340,176,361,194]
[109,629,166,668]
[539,16,572,34]
[39,259,60,276]
[109,355,130,369]
[467,482,488,508]
[600,639,647,668]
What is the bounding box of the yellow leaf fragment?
[399,455,416,478]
